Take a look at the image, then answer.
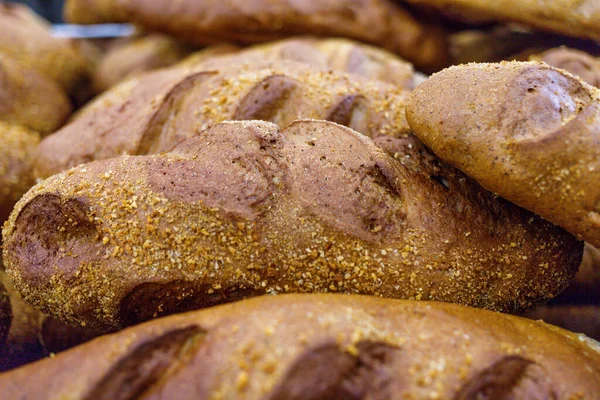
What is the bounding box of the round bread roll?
[0,279,9,348]
[531,47,600,88]
[64,0,448,71]
[407,61,600,248]
[0,2,93,94]
[523,304,600,342]
[0,122,40,223]
[4,120,581,330]
[402,0,600,42]
[0,294,599,399]
[35,60,411,179]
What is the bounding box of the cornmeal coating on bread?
[0,294,599,399]
[35,61,411,178]
[4,120,581,330]
[407,61,600,247]
[402,0,600,41]
[64,0,448,71]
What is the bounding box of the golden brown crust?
[0,3,93,93]
[183,37,416,89]
[531,47,600,88]
[0,279,9,348]
[407,61,600,247]
[0,294,599,399]
[0,121,40,224]
[35,60,411,178]
[93,34,193,93]
[64,0,449,71]
[4,120,581,330]
[0,54,72,135]
[523,304,600,342]
[403,0,600,41]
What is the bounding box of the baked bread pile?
[0,0,599,396]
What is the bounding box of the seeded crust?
[1,294,600,399]
[35,60,411,179]
[0,3,93,94]
[407,61,600,248]
[402,0,600,41]
[93,34,195,93]
[531,47,600,88]
[183,37,417,89]
[0,122,40,224]
[4,120,582,330]
[0,279,9,348]
[63,0,448,71]
[523,304,600,342]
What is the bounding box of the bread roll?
[64,0,448,71]
[0,294,599,399]
[531,47,600,88]
[402,0,600,41]
[558,243,600,303]
[35,60,411,178]
[407,61,600,248]
[0,279,9,348]
[0,2,93,93]
[4,120,581,330]
[524,304,600,342]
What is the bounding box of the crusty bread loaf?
[93,34,193,92]
[0,270,101,372]
[64,0,449,71]
[1,294,599,399]
[0,122,40,223]
[4,120,582,330]
[524,304,600,342]
[34,60,411,178]
[402,0,600,41]
[0,279,9,348]
[183,37,416,89]
[0,2,93,94]
[558,243,600,303]
[407,61,600,248]
[0,54,72,135]
[531,47,600,88]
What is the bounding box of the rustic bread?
[64,0,448,71]
[0,270,101,372]
[0,53,72,135]
[0,279,9,348]
[183,37,416,89]
[5,120,582,330]
[0,2,93,94]
[407,61,600,247]
[93,34,194,92]
[0,122,40,224]
[34,60,411,178]
[402,0,600,41]
[531,47,600,88]
[524,304,600,342]
[558,243,600,303]
[1,294,600,399]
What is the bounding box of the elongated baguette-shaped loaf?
[1,294,599,399]
[407,61,600,248]
[64,0,448,71]
[35,61,410,178]
[4,120,582,330]
[402,0,600,41]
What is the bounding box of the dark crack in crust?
[3,120,581,330]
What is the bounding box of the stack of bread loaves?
[0,0,599,398]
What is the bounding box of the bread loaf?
[34,60,411,178]
[0,122,40,223]
[94,34,193,92]
[4,120,581,330]
[407,61,600,248]
[183,37,416,89]
[0,279,9,348]
[531,47,600,88]
[402,0,600,41]
[524,304,600,342]
[558,243,600,303]
[64,0,449,71]
[0,2,93,94]
[0,294,599,399]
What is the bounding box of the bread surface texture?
[35,60,411,178]
[0,294,599,399]
[523,304,600,342]
[407,61,600,247]
[531,47,600,88]
[4,120,582,330]
[0,279,9,348]
[64,0,448,71]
